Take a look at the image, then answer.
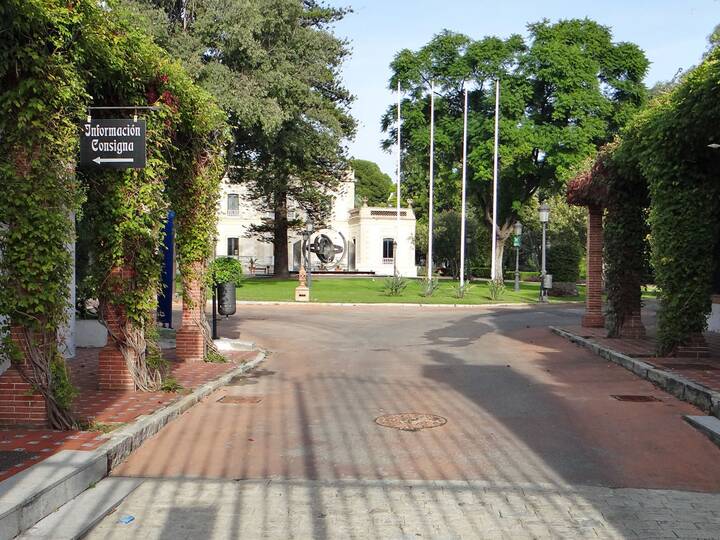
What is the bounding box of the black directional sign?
[79,118,146,169]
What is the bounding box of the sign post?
[80,118,146,169]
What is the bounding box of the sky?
[330,0,720,178]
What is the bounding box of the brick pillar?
[674,333,710,358]
[619,309,646,339]
[98,267,135,390]
[582,205,605,328]
[176,262,205,362]
[0,327,48,427]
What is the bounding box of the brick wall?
[582,205,605,328]
[176,262,205,362]
[0,327,48,427]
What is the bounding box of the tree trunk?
[491,223,514,283]
[273,190,289,278]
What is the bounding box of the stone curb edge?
[1,349,266,540]
[97,348,266,470]
[236,300,582,309]
[549,326,720,419]
[683,416,720,449]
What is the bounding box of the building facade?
[215,173,417,277]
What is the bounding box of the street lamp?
[513,221,522,292]
[538,201,550,303]
[708,143,720,149]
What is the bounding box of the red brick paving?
[0,347,254,483]
[0,429,105,482]
[69,348,250,424]
[563,325,720,393]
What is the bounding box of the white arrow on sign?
[93,157,134,165]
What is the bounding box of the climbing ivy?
[600,142,651,337]
[0,0,89,428]
[0,0,227,425]
[598,49,720,352]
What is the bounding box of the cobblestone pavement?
[87,304,720,539]
[88,478,720,539]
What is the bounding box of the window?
[382,238,394,263]
[227,237,239,257]
[227,194,239,216]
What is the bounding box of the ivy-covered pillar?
[582,205,605,328]
[176,262,206,362]
[0,327,48,426]
[98,267,136,390]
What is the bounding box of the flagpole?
[427,81,435,281]
[459,86,468,288]
[490,79,500,281]
[395,80,401,276]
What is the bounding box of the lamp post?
[513,221,522,292]
[538,201,550,303]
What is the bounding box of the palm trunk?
[273,190,289,278]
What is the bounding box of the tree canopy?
[125,0,356,276]
[351,159,394,206]
[384,18,648,278]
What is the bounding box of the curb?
[99,349,266,470]
[0,349,266,540]
[549,326,720,419]
[684,416,720,449]
[236,300,583,309]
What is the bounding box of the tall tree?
[383,19,648,279]
[351,159,394,206]
[125,0,355,277]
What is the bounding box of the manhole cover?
[375,413,447,431]
[217,395,263,404]
[662,363,718,371]
[611,395,660,402]
[0,450,38,472]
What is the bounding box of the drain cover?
[218,395,263,404]
[375,413,447,431]
[0,450,38,472]
[662,363,718,371]
[611,395,660,402]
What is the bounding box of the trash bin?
[217,282,236,316]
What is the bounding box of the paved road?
[88,304,720,539]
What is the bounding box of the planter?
[75,318,108,347]
[217,282,237,316]
[548,281,579,297]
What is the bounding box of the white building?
[215,172,417,277]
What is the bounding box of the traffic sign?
[80,118,146,169]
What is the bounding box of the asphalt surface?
[87,303,720,539]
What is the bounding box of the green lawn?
[237,277,585,305]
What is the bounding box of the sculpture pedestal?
[295,286,310,302]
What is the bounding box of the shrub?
[208,256,243,285]
[547,242,581,283]
[487,278,506,301]
[383,275,408,296]
[453,282,473,298]
[420,277,440,297]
